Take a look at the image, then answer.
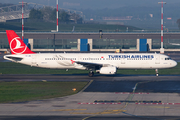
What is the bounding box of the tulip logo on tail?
[10,37,27,54]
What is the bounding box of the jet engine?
[99,66,117,74]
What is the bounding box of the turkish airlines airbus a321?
[4,30,177,77]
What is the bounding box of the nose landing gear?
[155,69,158,77]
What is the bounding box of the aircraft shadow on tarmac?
[50,73,153,77]
[50,73,179,77]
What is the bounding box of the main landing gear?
[155,69,158,77]
[88,71,94,77]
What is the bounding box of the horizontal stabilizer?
[4,56,23,61]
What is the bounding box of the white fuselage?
[4,53,177,70]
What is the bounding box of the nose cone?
[172,60,177,67]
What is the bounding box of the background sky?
[1,0,180,29]
[1,0,180,9]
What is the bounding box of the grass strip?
[0,62,179,75]
[0,62,88,74]
[0,81,88,103]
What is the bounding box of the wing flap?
[75,61,110,70]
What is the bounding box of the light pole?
[19,1,27,41]
[56,0,58,32]
[158,1,166,54]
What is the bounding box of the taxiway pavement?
[0,75,180,120]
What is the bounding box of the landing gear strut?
[88,71,94,77]
[155,69,158,77]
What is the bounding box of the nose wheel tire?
[88,71,94,77]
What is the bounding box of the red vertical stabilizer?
[6,30,35,54]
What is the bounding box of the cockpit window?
[165,58,171,60]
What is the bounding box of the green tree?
[29,9,43,20]
[41,7,54,22]
[59,10,70,23]
[50,9,56,21]
[50,9,70,23]
[70,13,83,24]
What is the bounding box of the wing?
[75,61,109,70]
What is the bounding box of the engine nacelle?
[99,66,117,74]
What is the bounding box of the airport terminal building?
[1,32,180,52]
